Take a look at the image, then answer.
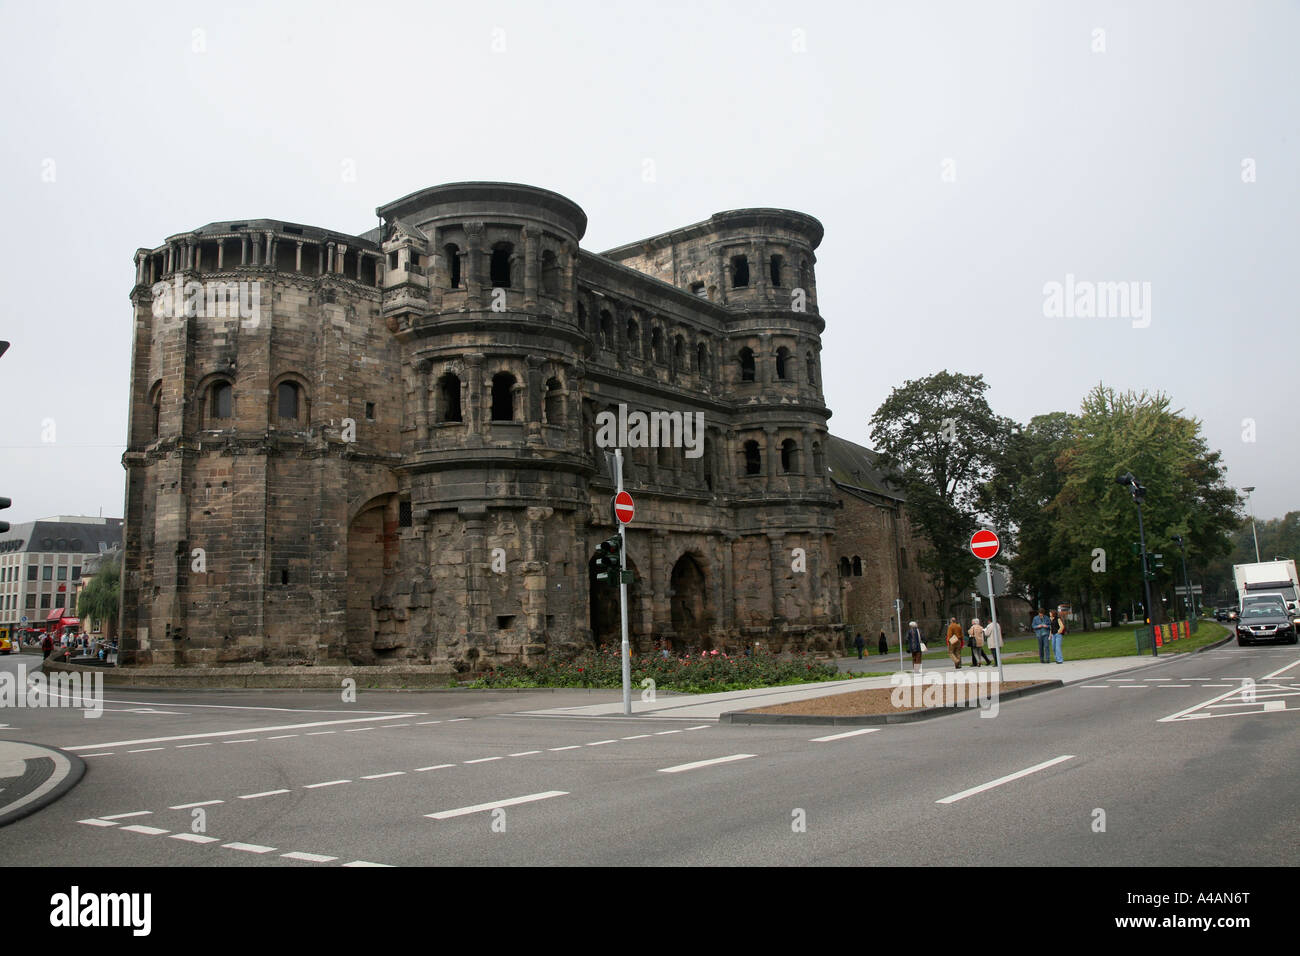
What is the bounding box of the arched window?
[696,341,709,380]
[800,259,810,291]
[445,244,461,288]
[743,440,761,476]
[276,381,301,422]
[775,347,791,381]
[490,243,513,288]
[780,438,797,473]
[626,318,640,356]
[770,254,784,287]
[853,556,863,577]
[812,440,824,475]
[438,373,462,423]
[651,327,665,363]
[599,309,613,349]
[839,557,852,578]
[544,378,564,425]
[731,254,749,288]
[541,250,561,296]
[577,302,586,331]
[806,351,817,385]
[147,380,162,439]
[491,372,516,421]
[739,347,756,383]
[209,381,233,421]
[673,335,686,368]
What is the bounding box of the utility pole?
[1118,472,1157,656]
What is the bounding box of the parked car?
[1236,596,1298,646]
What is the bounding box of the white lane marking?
[548,745,580,751]
[586,740,617,746]
[1185,678,1210,681]
[621,734,651,740]
[1143,678,1171,681]
[78,819,117,827]
[176,743,212,749]
[448,718,471,723]
[101,811,152,820]
[508,751,541,757]
[1263,659,1300,680]
[343,728,375,733]
[1116,685,1150,689]
[304,780,351,789]
[127,747,165,754]
[225,739,258,744]
[1080,685,1110,689]
[1203,684,1232,688]
[426,790,569,820]
[1159,685,1191,688]
[282,851,337,863]
[413,764,454,772]
[266,735,299,740]
[416,720,442,725]
[387,724,410,728]
[223,842,277,854]
[120,825,169,835]
[658,754,756,774]
[1106,678,1135,682]
[170,800,223,809]
[306,731,336,736]
[464,757,503,764]
[361,771,406,779]
[81,752,114,757]
[811,728,880,743]
[342,861,392,867]
[685,725,711,730]
[936,755,1076,805]
[169,833,219,844]
[63,714,422,751]
[238,789,291,800]
[1159,682,1255,723]
[654,730,682,735]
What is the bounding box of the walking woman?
[1050,609,1066,663]
[968,617,993,667]
[905,621,925,673]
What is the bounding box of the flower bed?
[469,645,846,693]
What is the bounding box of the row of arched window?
[147,377,308,438]
[430,371,565,425]
[404,240,565,297]
[738,346,817,385]
[727,252,812,291]
[839,556,864,577]
[578,302,713,379]
[739,438,824,476]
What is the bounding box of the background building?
[0,516,123,634]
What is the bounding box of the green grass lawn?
[868,620,1229,665]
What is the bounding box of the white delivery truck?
[1233,559,1300,618]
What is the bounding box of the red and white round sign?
[970,529,1000,560]
[614,491,635,524]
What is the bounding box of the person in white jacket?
[984,619,1003,667]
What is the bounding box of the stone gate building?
[120,181,930,671]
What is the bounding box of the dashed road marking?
[266,734,299,740]
[282,851,337,863]
[464,756,504,764]
[127,747,164,754]
[304,780,351,789]
[622,734,651,740]
[63,713,420,751]
[426,790,568,820]
[120,825,169,835]
[586,740,617,746]
[169,800,223,810]
[936,755,1076,805]
[658,754,756,774]
[239,789,291,800]
[362,771,406,779]
[101,811,152,820]
[509,751,541,757]
[223,842,277,854]
[414,764,454,772]
[170,833,219,844]
[548,745,580,751]
[811,728,880,743]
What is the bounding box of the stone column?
[295,241,303,272]
[415,360,430,443]
[716,534,732,632]
[768,531,786,625]
[326,242,335,275]
[523,506,553,635]
[765,425,779,481]
[460,506,490,649]
[728,535,742,630]
[465,353,485,444]
[317,244,324,275]
[759,333,772,386]
[522,227,539,307]
[465,222,484,310]
[216,241,224,270]
[264,232,273,268]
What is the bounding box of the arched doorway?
[346,498,396,660]
[589,554,642,648]
[669,553,709,651]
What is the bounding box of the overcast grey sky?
[1,0,1295,525]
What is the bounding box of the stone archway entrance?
[346,498,396,661]
[669,553,709,652]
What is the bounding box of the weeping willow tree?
[76,556,120,642]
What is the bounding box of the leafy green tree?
[77,556,120,642]
[869,371,1013,619]
[1052,385,1239,625]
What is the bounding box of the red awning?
[46,607,65,622]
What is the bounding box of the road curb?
[718,679,1064,725]
[0,741,86,829]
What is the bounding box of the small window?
[365,402,376,421]
[399,500,412,528]
[71,565,80,579]
[696,342,709,379]
[806,352,817,385]
[497,615,515,630]
[491,372,516,421]
[599,310,613,349]
[541,249,561,296]
[445,244,461,288]
[839,557,852,578]
[490,244,512,288]
[279,568,290,585]
[27,566,37,581]
[651,327,665,363]
[853,556,862,577]
[25,594,35,609]
[545,378,564,425]
[40,593,51,609]
[770,254,784,287]
[56,566,67,580]
[690,281,706,298]
[731,255,749,288]
[744,440,761,476]
[277,381,300,421]
[626,318,640,356]
[739,347,756,383]
[42,566,52,581]
[210,381,232,420]
[775,347,790,381]
[780,439,797,473]
[439,373,463,423]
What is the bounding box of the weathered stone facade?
[119,183,870,671]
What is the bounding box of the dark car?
[1236,598,1298,646]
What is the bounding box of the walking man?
[945,616,964,669]
[1050,609,1066,663]
[853,632,865,659]
[1032,608,1051,663]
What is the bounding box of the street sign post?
[894,597,904,670]
[969,529,1004,682]
[613,490,634,525]
[613,453,631,716]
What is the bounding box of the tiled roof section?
[0,519,123,555]
[825,435,904,503]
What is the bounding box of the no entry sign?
[613,491,635,524]
[970,529,1000,560]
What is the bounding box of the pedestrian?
[878,630,888,656]
[945,616,964,668]
[905,621,924,673]
[968,617,992,667]
[41,632,53,660]
[1032,608,1051,663]
[985,619,1003,667]
[853,632,865,659]
[1051,609,1066,663]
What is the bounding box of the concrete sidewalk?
[514,655,1157,720]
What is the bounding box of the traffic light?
[0,497,9,534]
[593,535,622,584]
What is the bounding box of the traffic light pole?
[614,448,631,715]
[1136,501,1157,657]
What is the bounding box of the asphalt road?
[0,642,1296,866]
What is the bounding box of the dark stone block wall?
[117,183,898,671]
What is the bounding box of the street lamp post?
[1173,534,1194,619]
[1118,472,1158,657]
[1242,486,1260,562]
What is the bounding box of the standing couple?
[1032,608,1067,663]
